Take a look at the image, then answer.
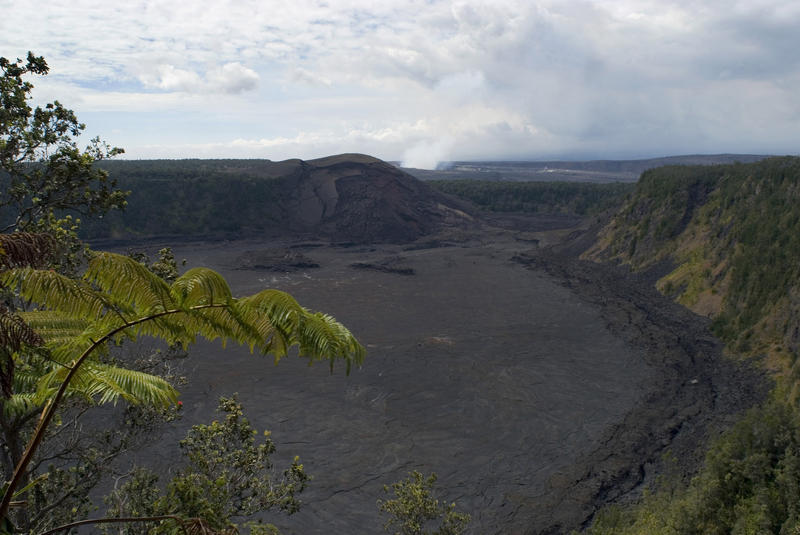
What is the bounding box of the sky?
[1,0,799,168]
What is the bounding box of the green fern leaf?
[1,393,39,419]
[84,252,174,316]
[81,362,178,406]
[18,311,88,346]
[1,268,109,321]
[171,267,233,307]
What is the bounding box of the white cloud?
[291,67,332,87]
[134,62,259,94]
[139,64,204,92]
[2,0,799,163]
[208,62,260,93]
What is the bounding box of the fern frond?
[1,268,109,321]
[84,252,174,316]
[91,308,199,349]
[81,362,178,406]
[0,309,42,397]
[0,233,56,269]
[0,246,366,520]
[33,365,72,404]
[46,335,100,368]
[192,304,267,350]
[18,311,88,346]
[171,267,233,307]
[237,289,364,370]
[298,312,365,373]
[31,360,177,408]
[116,305,265,355]
[1,393,40,419]
[12,361,46,394]
[238,289,304,332]
[0,308,43,351]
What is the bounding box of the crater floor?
[121,225,762,534]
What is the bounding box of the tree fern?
[0,251,364,522]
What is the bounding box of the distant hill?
[401,154,772,183]
[86,154,475,243]
[584,156,800,380]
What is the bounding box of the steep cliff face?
[585,157,800,381]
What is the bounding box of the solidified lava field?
[119,222,765,535]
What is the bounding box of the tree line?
[427,179,632,216]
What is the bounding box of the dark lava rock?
[123,231,768,535]
[233,248,320,271]
[509,247,769,534]
[402,240,455,251]
[349,255,415,275]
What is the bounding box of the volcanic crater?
[111,155,765,534]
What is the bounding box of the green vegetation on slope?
[588,397,800,535]
[0,160,296,239]
[427,179,632,216]
[585,156,800,535]
[79,160,295,238]
[587,156,800,371]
